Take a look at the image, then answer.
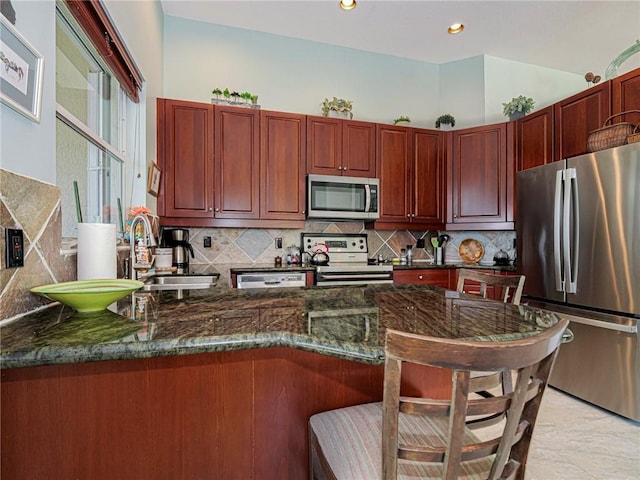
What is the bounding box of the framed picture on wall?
[0,15,44,123]
[147,162,161,196]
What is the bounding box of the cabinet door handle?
[343,166,347,170]
[215,208,220,212]
[418,275,423,280]
[338,166,343,170]
[208,207,213,211]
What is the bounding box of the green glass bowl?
[31,279,144,313]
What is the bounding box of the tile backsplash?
[1,169,76,322]
[181,223,516,287]
[1,168,515,319]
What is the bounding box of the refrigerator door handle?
[565,168,578,293]
[554,170,564,292]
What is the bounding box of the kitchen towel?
[77,223,117,280]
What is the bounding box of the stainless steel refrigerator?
[516,142,640,422]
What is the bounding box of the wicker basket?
[627,125,640,145]
[586,110,640,152]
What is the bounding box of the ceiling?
[160,1,640,77]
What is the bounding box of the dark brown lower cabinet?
[393,269,452,289]
[1,348,448,479]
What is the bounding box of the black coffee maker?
[161,228,194,273]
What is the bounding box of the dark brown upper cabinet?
[554,82,611,161]
[447,122,514,230]
[260,110,307,221]
[306,116,376,177]
[611,68,640,126]
[516,105,555,171]
[157,98,215,220]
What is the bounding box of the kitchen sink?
[142,273,219,291]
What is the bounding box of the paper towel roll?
[77,223,117,280]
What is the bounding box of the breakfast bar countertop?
[0,284,556,369]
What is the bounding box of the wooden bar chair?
[456,269,526,306]
[457,269,527,412]
[309,318,569,480]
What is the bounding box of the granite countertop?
[0,284,556,369]
[229,263,517,273]
[392,262,516,271]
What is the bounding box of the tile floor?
[522,387,640,480]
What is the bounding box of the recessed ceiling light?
[448,23,464,34]
[340,0,357,11]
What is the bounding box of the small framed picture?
[147,162,161,196]
[0,15,44,123]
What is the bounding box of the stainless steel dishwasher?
[236,272,306,289]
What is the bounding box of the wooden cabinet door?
[260,110,306,220]
[516,105,555,171]
[157,98,214,219]
[214,106,260,219]
[450,123,510,226]
[554,82,611,161]
[306,115,342,175]
[393,269,451,289]
[342,120,376,177]
[376,125,412,223]
[412,129,445,225]
[611,67,640,126]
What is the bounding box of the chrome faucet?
[129,214,158,280]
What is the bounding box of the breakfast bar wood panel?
[1,347,448,480]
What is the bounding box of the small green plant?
[435,114,455,128]
[502,95,535,118]
[212,88,259,107]
[393,115,411,125]
[321,97,353,119]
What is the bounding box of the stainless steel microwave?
[307,174,380,220]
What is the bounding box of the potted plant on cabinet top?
[211,88,260,109]
[393,115,411,125]
[321,97,353,119]
[502,95,535,121]
[435,114,455,130]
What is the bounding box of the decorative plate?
[31,279,143,313]
[458,239,484,264]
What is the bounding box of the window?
[55,0,142,237]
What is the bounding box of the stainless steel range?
[301,233,393,286]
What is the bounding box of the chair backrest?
[457,269,526,305]
[381,318,569,480]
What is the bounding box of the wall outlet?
[5,228,24,268]
[203,236,212,248]
[416,238,425,248]
[275,237,283,249]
